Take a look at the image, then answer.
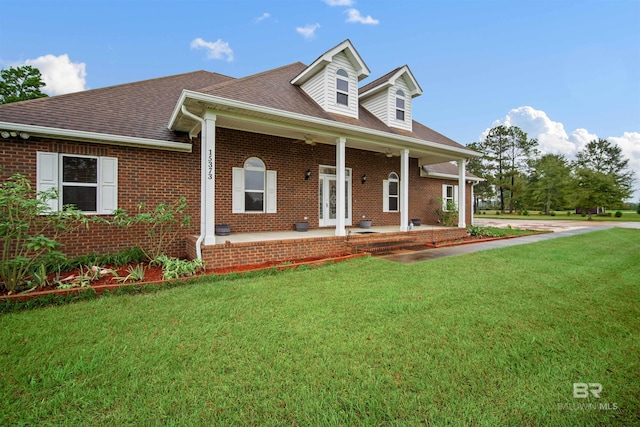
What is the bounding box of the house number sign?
[207,149,213,180]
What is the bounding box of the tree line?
[468,125,635,217]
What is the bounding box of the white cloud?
[480,106,640,200]
[190,38,234,62]
[296,23,321,40]
[345,8,379,25]
[253,12,270,23]
[324,0,354,6]
[23,54,86,96]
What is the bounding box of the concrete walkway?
[378,218,639,264]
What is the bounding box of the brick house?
[0,40,481,269]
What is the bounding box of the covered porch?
[186,225,467,270]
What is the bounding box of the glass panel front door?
[319,168,352,227]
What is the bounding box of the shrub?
[435,198,458,227]
[0,174,92,293]
[152,255,204,280]
[596,212,612,217]
[637,205,640,215]
[581,213,587,217]
[110,197,191,260]
[549,211,556,216]
[522,210,529,216]
[614,211,622,218]
[566,211,572,216]
[495,211,501,216]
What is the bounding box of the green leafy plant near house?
[435,197,459,227]
[0,174,92,293]
[110,197,191,261]
[152,255,204,280]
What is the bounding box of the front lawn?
[1,228,638,425]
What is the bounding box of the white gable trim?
[291,40,370,86]
[359,65,423,100]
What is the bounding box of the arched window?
[395,90,405,121]
[243,157,266,212]
[336,69,349,106]
[384,172,399,212]
[232,157,277,214]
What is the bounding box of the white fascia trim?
[0,121,192,153]
[169,90,479,158]
[423,170,484,182]
[359,65,423,100]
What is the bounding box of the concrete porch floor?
[214,224,451,244]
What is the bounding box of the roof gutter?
[180,106,205,261]
[0,121,192,152]
[168,90,480,159]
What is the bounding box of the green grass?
[477,210,640,222]
[1,228,639,426]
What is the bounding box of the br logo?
[573,383,602,398]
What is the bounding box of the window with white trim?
[232,157,277,213]
[395,90,405,121]
[383,172,400,212]
[442,184,458,212]
[336,69,349,106]
[36,152,118,214]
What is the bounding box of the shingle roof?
[0,70,233,142]
[358,66,403,95]
[195,62,467,150]
[422,162,481,180]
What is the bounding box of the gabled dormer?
[359,65,422,131]
[291,39,370,119]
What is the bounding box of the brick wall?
[1,129,472,260]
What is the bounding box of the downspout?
[470,181,479,226]
[181,105,205,261]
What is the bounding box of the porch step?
[348,235,422,255]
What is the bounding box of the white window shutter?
[99,157,118,214]
[266,170,277,213]
[454,185,459,210]
[232,167,244,213]
[382,179,389,212]
[36,152,59,212]
[442,184,447,211]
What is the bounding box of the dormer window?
[395,90,405,121]
[336,69,349,106]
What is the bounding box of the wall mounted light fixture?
[361,174,367,184]
[305,169,311,180]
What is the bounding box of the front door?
[319,166,352,227]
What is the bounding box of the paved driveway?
[378,218,639,264]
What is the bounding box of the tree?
[574,139,634,200]
[473,125,538,212]
[573,169,620,220]
[466,142,495,211]
[525,154,572,214]
[0,65,47,104]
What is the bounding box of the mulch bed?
[424,232,545,248]
[1,253,366,302]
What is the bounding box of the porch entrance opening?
[318,166,352,227]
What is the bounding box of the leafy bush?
[566,211,572,216]
[614,211,622,218]
[0,174,92,293]
[522,210,529,216]
[152,255,204,280]
[467,225,507,238]
[495,211,501,216]
[549,211,556,216]
[435,198,458,227]
[596,212,612,217]
[110,197,191,260]
[637,205,640,215]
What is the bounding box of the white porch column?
[400,148,410,231]
[335,137,346,236]
[457,159,466,229]
[202,111,217,245]
[471,182,476,225]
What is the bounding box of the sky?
[1,0,639,200]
